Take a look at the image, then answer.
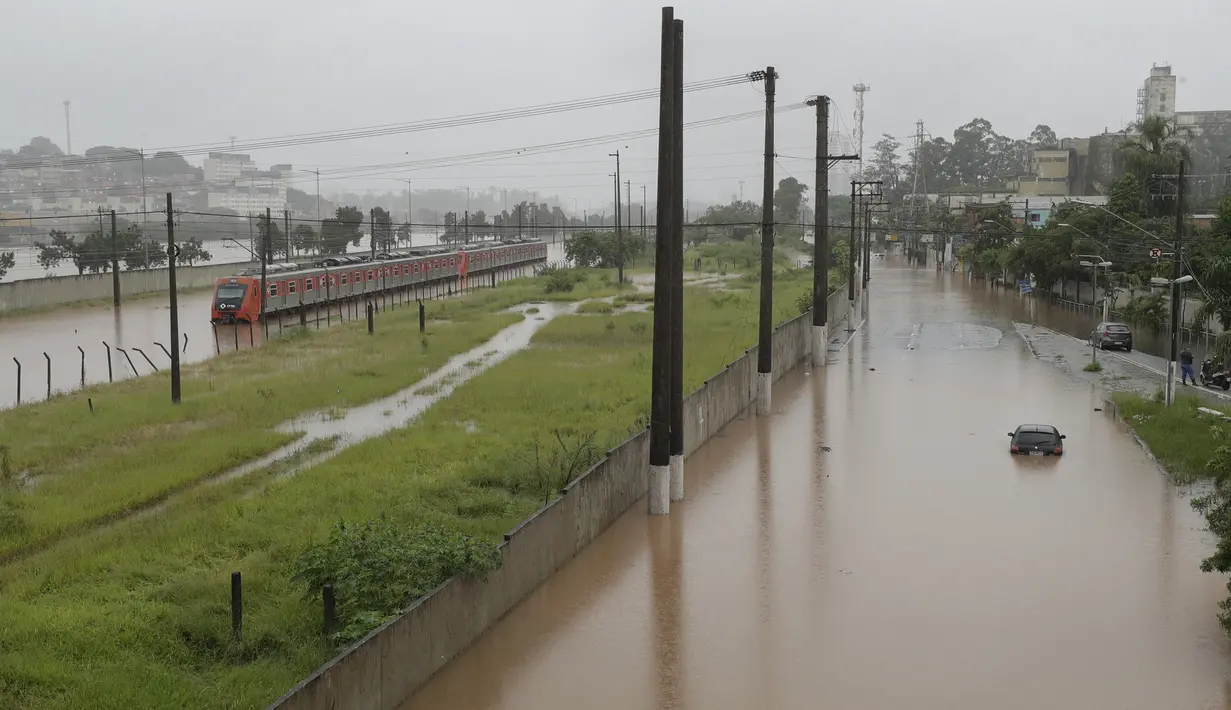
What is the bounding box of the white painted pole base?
[811,324,828,366]
[757,371,772,415]
[1165,361,1176,406]
[669,454,684,502]
[649,464,671,515]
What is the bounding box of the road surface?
[399,259,1231,710]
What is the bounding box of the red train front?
[210,276,261,323]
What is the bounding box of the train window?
[394,265,401,276]
[288,280,297,294]
[268,283,278,297]
[367,270,374,280]
[305,278,314,292]
[341,273,349,285]
[354,271,361,282]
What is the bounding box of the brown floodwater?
[400,258,1231,710]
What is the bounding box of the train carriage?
[210,239,547,324]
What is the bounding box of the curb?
[1101,397,1176,482]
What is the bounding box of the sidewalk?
[1014,322,1231,408]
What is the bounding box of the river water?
[399,259,1231,710]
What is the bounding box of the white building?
[204,152,257,182]
[1137,64,1177,123]
[207,187,285,215]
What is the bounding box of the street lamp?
[1071,200,1169,247]
[1057,222,1111,251]
[1150,273,1196,405]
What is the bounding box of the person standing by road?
[1180,347,1196,386]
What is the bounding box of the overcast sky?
[4,0,1230,210]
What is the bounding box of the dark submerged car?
[1008,424,1065,456]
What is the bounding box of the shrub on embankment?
[1111,391,1231,632]
[0,267,814,709]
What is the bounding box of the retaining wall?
[267,287,855,710]
[0,261,257,312]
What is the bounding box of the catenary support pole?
[166,194,182,403]
[648,5,675,516]
[110,211,120,308]
[848,182,857,323]
[756,65,776,415]
[669,18,685,502]
[812,96,829,365]
[261,209,270,334]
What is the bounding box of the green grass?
[0,268,822,709]
[0,269,625,561]
[1110,392,1231,483]
[576,300,615,315]
[1083,360,1103,372]
[684,239,797,275]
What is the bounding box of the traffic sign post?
[1150,247,1162,259]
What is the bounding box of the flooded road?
[400,259,1231,710]
[0,241,566,409]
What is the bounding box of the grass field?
[0,262,829,709]
[1109,391,1231,483]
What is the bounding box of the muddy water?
[0,243,566,409]
[400,259,1231,710]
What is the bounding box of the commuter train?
[210,239,547,324]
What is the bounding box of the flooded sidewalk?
[399,261,1231,710]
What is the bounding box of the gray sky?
[4,0,1230,209]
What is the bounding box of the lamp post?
[1079,257,1113,364]
[1153,274,1195,405]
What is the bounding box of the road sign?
[1018,280,1033,294]
[1150,247,1162,259]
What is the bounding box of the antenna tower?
[909,119,930,219]
[852,83,870,179]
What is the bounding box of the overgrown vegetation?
[292,520,502,645]
[1083,360,1103,372]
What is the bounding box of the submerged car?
[1091,322,1133,351]
[1008,424,1065,456]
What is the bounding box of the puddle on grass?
[1,302,581,564]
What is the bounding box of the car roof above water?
[1015,424,1059,433]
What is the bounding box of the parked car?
[1090,322,1133,352]
[1008,424,1065,456]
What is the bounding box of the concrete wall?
[266,287,853,710]
[0,261,257,313]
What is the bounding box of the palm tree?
[1120,116,1190,175]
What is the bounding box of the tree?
[565,230,647,268]
[293,224,318,254]
[1119,116,1190,218]
[773,177,808,223]
[394,222,412,247]
[695,200,762,241]
[371,207,394,252]
[867,134,903,195]
[177,237,212,266]
[257,218,286,260]
[335,206,365,247]
[33,230,81,273]
[0,251,13,281]
[1029,125,1059,149]
[120,226,167,270]
[320,218,350,255]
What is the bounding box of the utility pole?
[669,17,685,503]
[110,210,120,308]
[284,209,290,259]
[756,66,777,415]
[848,181,857,304]
[648,6,676,516]
[642,184,648,241]
[166,193,182,404]
[626,178,633,246]
[1166,160,1186,407]
[406,179,413,245]
[610,150,624,283]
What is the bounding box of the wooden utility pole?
[1166,159,1186,407]
[756,66,777,415]
[648,6,676,516]
[166,194,182,403]
[669,17,685,502]
[811,96,828,365]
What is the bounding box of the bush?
[291,519,502,644]
[540,265,587,293]
[795,290,813,315]
[1121,293,1166,330]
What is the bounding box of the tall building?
[204,152,257,182]
[1136,64,1177,123]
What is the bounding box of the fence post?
[103,341,113,382]
[132,348,159,372]
[12,357,20,404]
[231,571,243,643]
[154,342,172,360]
[43,352,51,399]
[323,583,336,636]
[367,302,374,334]
[116,348,138,376]
[419,299,425,333]
[182,333,188,354]
[77,346,85,388]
